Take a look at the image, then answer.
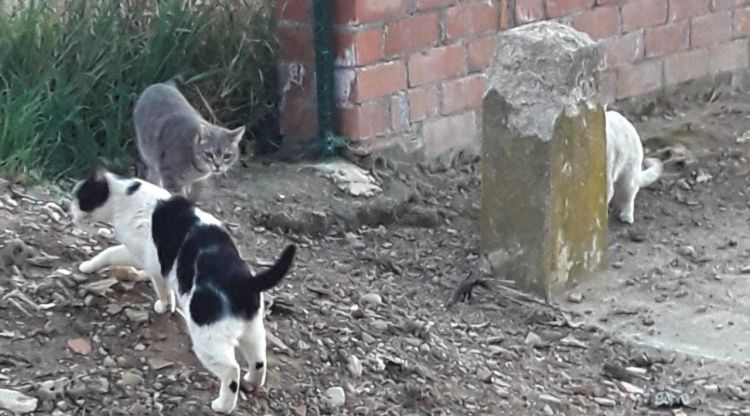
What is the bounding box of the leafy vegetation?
[0,0,277,180]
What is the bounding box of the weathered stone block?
[481,21,607,300]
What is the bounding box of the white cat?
[606,110,663,224]
[70,165,295,414]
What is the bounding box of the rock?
[102,356,117,367]
[477,367,493,383]
[67,338,92,355]
[322,387,346,409]
[370,320,389,333]
[560,335,588,348]
[134,343,146,351]
[567,292,583,303]
[524,331,545,348]
[347,355,363,377]
[482,21,606,299]
[87,377,110,394]
[121,371,144,387]
[148,358,174,370]
[594,397,616,407]
[0,388,38,413]
[106,304,122,315]
[292,405,307,416]
[37,378,69,401]
[360,293,382,306]
[124,309,149,323]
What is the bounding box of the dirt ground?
[1,91,750,416]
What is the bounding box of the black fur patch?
[229,381,238,393]
[189,286,224,326]
[255,362,264,370]
[126,181,141,195]
[152,196,198,278]
[75,174,109,212]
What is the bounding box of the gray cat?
[134,78,244,199]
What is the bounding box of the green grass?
[0,0,277,181]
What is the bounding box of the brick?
[416,0,456,10]
[444,2,498,40]
[467,35,496,72]
[277,24,315,62]
[708,38,750,73]
[645,20,689,57]
[515,0,545,24]
[622,0,668,31]
[334,0,405,24]
[712,0,750,10]
[384,12,439,56]
[352,60,407,102]
[336,100,388,140]
[546,0,594,18]
[602,31,644,69]
[664,48,710,85]
[440,74,486,115]
[408,45,466,86]
[498,0,510,29]
[734,7,750,35]
[691,11,733,47]
[599,70,617,105]
[408,84,439,122]
[274,0,310,22]
[617,59,663,98]
[668,0,711,20]
[334,28,383,67]
[572,6,620,40]
[279,63,318,140]
[422,111,477,159]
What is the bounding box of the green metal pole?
[311,0,337,156]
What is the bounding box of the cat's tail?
[243,245,296,293]
[636,157,663,188]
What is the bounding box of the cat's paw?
[153,300,168,314]
[618,213,634,224]
[211,397,235,414]
[79,261,97,274]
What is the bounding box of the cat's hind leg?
[79,245,140,274]
[238,316,267,391]
[149,275,174,314]
[192,333,241,414]
[616,176,639,224]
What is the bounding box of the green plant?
[0,0,277,180]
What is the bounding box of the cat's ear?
[196,123,208,144]
[91,159,109,181]
[229,126,245,145]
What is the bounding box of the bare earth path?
[1,93,750,415]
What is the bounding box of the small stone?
[102,356,117,367]
[148,358,173,370]
[322,386,346,409]
[87,377,109,394]
[370,320,389,333]
[347,355,363,377]
[361,332,376,344]
[642,317,655,326]
[292,405,307,416]
[37,378,69,401]
[134,343,146,352]
[360,293,382,306]
[477,367,493,383]
[542,404,554,415]
[524,332,545,348]
[0,388,38,413]
[567,292,583,303]
[124,309,149,323]
[594,397,616,407]
[705,385,720,395]
[121,371,144,387]
[106,304,122,315]
[67,338,92,355]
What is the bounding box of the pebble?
[322,386,346,409]
[134,343,146,351]
[477,367,493,383]
[594,397,616,407]
[347,355,363,377]
[361,332,376,344]
[567,292,583,303]
[524,331,545,348]
[148,358,174,370]
[360,293,382,306]
[121,371,144,387]
[370,320,389,333]
[67,338,92,355]
[0,388,38,413]
[106,304,122,315]
[103,356,117,367]
[125,309,149,323]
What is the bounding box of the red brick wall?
[274,0,750,159]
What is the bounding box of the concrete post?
[481,22,607,300]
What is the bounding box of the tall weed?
[0,0,277,180]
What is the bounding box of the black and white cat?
[606,110,663,224]
[70,165,295,414]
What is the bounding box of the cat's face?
[196,126,244,173]
[70,166,147,224]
